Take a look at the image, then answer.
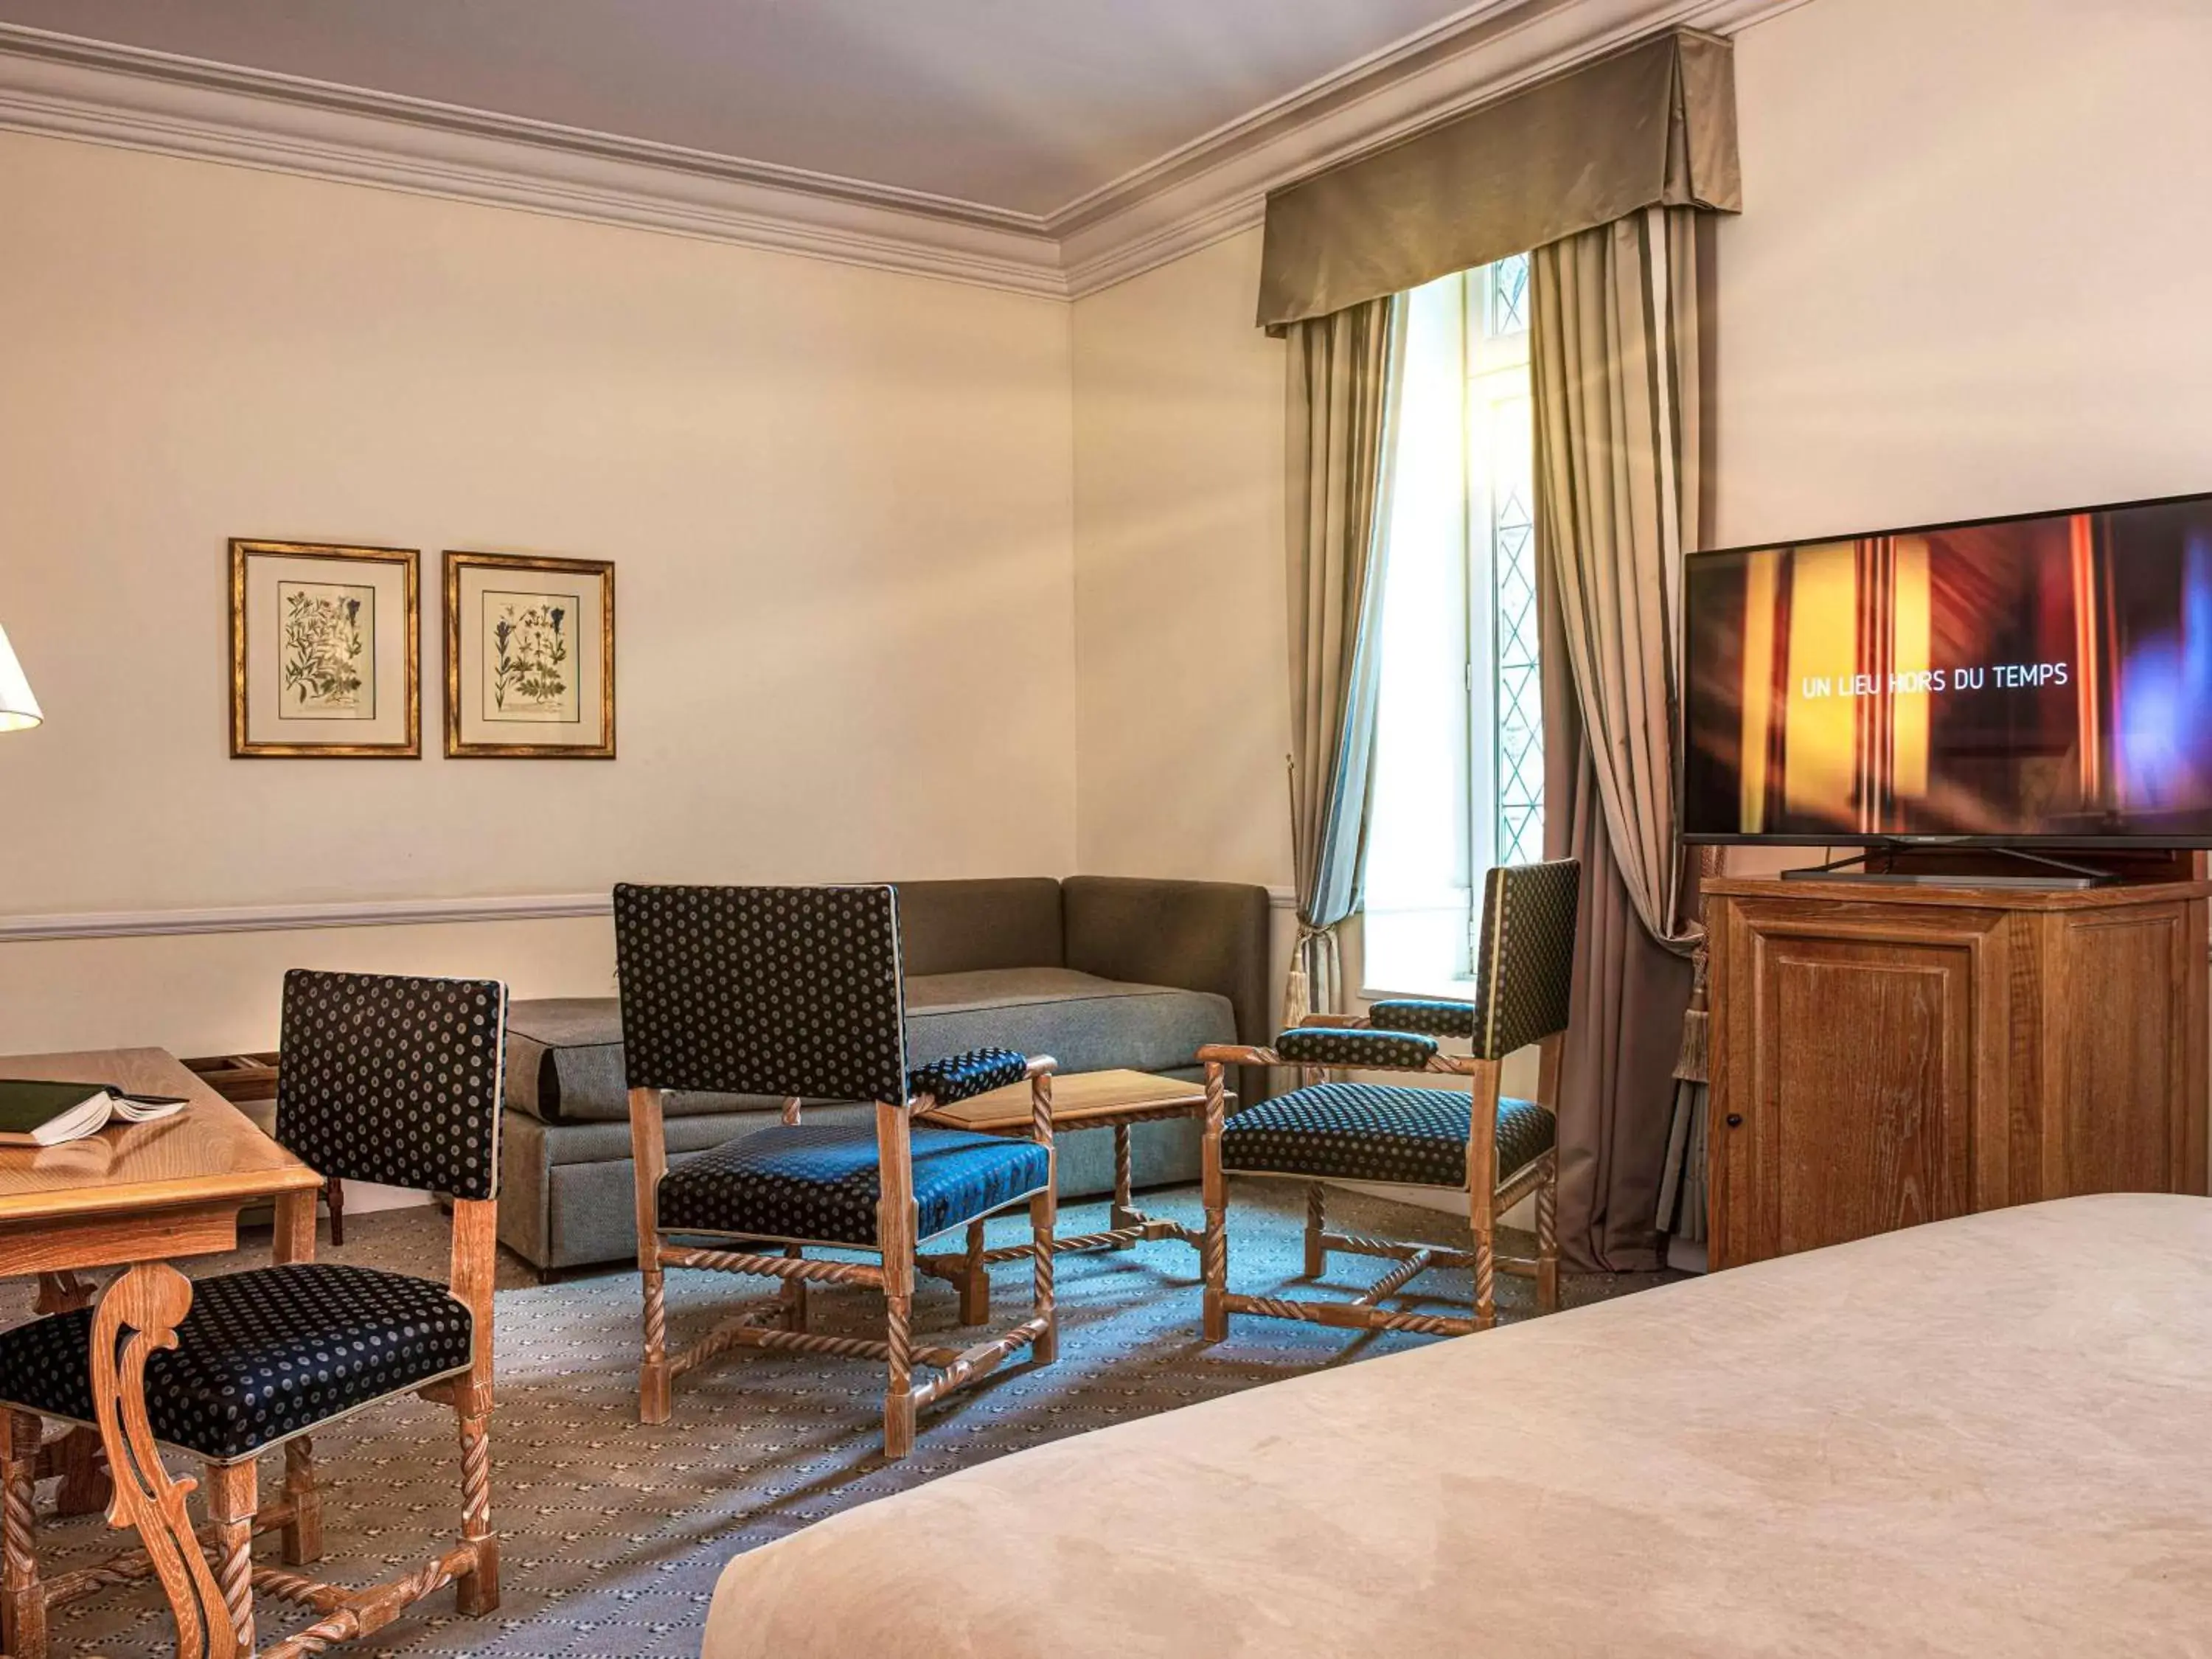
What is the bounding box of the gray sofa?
[497,876,1273,1274]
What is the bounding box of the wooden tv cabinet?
[1706,875,2209,1270]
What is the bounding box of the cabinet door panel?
[1757,938,1978,1259]
[2059,909,2187,1194]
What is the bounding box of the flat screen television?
[1681,490,2212,847]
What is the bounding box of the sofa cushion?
[509,972,1234,1124]
[506,998,782,1125]
[907,968,1233,1077]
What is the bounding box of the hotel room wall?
[1068,227,1293,893]
[1719,0,2212,560]
[0,131,1078,1053]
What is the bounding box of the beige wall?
[1070,228,1293,890]
[0,131,1076,1051]
[1717,0,2212,547]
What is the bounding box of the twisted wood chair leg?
[1,1409,45,1659]
[630,1087,673,1425]
[1472,1225,1498,1332]
[1535,1152,1560,1314]
[883,1281,916,1460]
[206,1459,257,1658]
[1031,1188,1059,1366]
[639,1263,672,1425]
[1110,1124,1136,1247]
[1303,1183,1326,1279]
[1200,1064,1230,1343]
[280,1436,323,1566]
[453,1408,498,1616]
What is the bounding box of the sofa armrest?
[1064,876,1274,1100]
[1063,877,1271,1043]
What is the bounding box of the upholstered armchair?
[1197,858,1580,1338]
[613,883,1059,1459]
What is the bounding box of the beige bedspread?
[703,1194,2212,1658]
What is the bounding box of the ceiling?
[0,0,1487,216]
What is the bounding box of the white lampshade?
[0,622,42,732]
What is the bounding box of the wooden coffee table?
[917,1068,1220,1322]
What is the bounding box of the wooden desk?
[0,1047,322,1659]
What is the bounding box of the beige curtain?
[1531,206,1714,1270]
[1284,295,1408,1023]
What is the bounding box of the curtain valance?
[1256,29,1739,332]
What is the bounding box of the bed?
[702,1194,2212,1657]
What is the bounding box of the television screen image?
[1682,492,2212,844]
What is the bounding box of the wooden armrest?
[1197,1043,1275,1068]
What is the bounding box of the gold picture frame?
[443,550,616,759]
[229,539,421,758]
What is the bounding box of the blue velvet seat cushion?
[658,1122,1051,1247]
[0,1263,473,1464]
[907,1047,1029,1106]
[1221,1081,1555,1189]
[1367,998,1478,1038]
[1273,1027,1440,1069]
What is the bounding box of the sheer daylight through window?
[1364,257,1544,996]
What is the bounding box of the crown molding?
[0,0,1812,303]
[0,23,1069,298]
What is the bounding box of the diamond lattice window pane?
[1492,477,1543,864]
[1489,255,1531,336]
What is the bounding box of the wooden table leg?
[1110,1123,1137,1249]
[1,1408,46,1659]
[958,1220,991,1326]
[90,1262,240,1659]
[33,1273,111,1518]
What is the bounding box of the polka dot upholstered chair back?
[612,883,909,1104]
[276,970,508,1201]
[1468,858,1582,1062]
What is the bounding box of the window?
[1363,258,1544,996]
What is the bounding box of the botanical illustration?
[484,590,580,723]
[276,580,375,720]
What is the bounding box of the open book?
[0,1079,189,1147]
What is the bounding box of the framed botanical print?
[443,551,615,758]
[229,539,420,758]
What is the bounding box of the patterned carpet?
[0,1186,1675,1658]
